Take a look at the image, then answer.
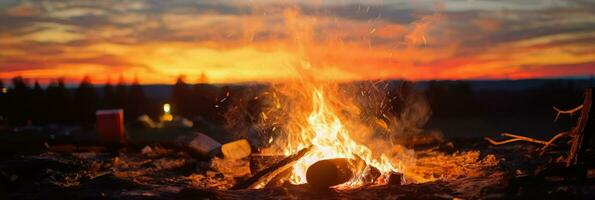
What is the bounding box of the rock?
[136,115,157,128]
[178,132,221,158]
[141,146,153,155]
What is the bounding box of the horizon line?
[2,76,594,88]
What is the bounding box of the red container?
[96,109,125,144]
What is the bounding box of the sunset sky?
[1,0,594,85]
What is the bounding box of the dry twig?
[485,88,592,168]
[485,133,548,146]
[539,131,569,155]
[553,105,583,121]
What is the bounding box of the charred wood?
[306,158,354,190]
[231,146,312,190]
[387,172,403,185]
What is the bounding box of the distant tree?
[126,76,148,120]
[8,76,31,125]
[450,81,477,117]
[528,79,581,114]
[46,78,71,124]
[192,74,217,121]
[216,85,232,123]
[198,72,208,84]
[425,81,477,118]
[30,81,46,124]
[74,76,98,126]
[390,81,415,114]
[114,76,128,109]
[172,76,191,116]
[0,79,6,120]
[425,81,448,117]
[102,81,116,109]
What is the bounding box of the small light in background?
[1,88,6,93]
[161,103,173,122]
[163,103,171,114]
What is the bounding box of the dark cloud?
[0,14,39,33]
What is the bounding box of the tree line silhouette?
[0,76,230,128]
[425,79,588,118]
[0,75,591,130]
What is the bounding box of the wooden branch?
[485,88,593,170]
[539,131,569,155]
[553,105,583,121]
[501,133,549,145]
[485,137,527,145]
[485,133,548,146]
[231,146,312,190]
[566,88,592,167]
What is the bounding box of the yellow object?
[163,103,171,114]
[161,113,173,122]
[221,139,252,160]
[161,103,173,122]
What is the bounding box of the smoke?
[223,1,442,179]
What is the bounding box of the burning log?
[306,158,354,190]
[264,167,293,188]
[231,146,312,190]
[387,172,403,185]
[249,155,285,174]
[362,166,381,185]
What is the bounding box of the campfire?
[277,86,404,187]
[222,80,593,198]
[1,1,594,199]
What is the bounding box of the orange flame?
[243,5,439,188]
[276,84,406,187]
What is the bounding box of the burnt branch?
[231,146,312,190]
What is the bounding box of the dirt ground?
[0,138,594,200]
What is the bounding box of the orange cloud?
[0,0,594,85]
